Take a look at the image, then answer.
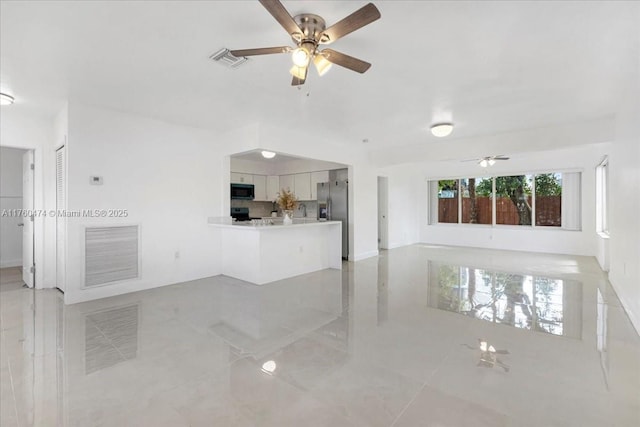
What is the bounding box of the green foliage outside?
[438,179,457,191]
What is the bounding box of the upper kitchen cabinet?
[279,174,295,194]
[266,175,279,201]
[253,175,267,201]
[294,173,311,201]
[310,171,330,200]
[230,173,253,184]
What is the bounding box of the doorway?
[377,176,389,250]
[0,147,35,290]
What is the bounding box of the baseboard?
[0,260,22,268]
[353,250,379,261]
[609,272,640,336]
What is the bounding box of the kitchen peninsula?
[209,219,342,285]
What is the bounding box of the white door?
[22,150,34,287]
[56,147,66,291]
[377,176,389,250]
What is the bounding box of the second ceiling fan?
[230,0,381,86]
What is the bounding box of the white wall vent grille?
[209,48,248,68]
[85,225,139,287]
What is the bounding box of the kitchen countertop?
[207,217,340,230]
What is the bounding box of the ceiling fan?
[230,0,381,86]
[462,155,510,167]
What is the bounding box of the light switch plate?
[90,176,103,185]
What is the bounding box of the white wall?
[379,143,609,257]
[64,103,225,303]
[230,156,347,176]
[0,147,25,267]
[607,53,640,333]
[0,109,55,287]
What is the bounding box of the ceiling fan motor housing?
[293,14,328,48]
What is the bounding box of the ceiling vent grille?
[210,48,248,68]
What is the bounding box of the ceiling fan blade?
[320,3,381,44]
[258,0,302,37]
[321,49,371,73]
[493,156,510,160]
[230,46,291,57]
[291,66,308,86]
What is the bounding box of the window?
[535,173,562,227]
[428,171,581,229]
[596,158,609,235]
[437,179,458,224]
[461,177,492,224]
[495,175,533,226]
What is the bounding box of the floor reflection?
[428,261,583,338]
[3,246,639,426]
[85,304,139,374]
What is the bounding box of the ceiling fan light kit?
[477,156,509,167]
[261,150,276,159]
[230,1,381,86]
[430,123,454,137]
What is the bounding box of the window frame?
[429,169,579,230]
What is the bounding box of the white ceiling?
[1,1,638,154]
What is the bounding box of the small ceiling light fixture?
[430,123,453,138]
[313,53,333,76]
[261,150,276,159]
[0,93,15,106]
[289,65,307,80]
[479,159,489,168]
[292,43,313,67]
[488,158,496,166]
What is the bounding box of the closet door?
[56,146,66,291]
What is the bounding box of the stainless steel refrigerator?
[317,179,349,259]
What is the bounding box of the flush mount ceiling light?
[261,150,276,159]
[430,123,453,138]
[0,93,15,106]
[228,1,380,86]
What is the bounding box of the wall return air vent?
[210,48,248,68]
[85,225,140,288]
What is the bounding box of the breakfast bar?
[209,218,342,285]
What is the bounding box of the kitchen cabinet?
[230,173,253,184]
[279,175,295,194]
[266,175,280,201]
[294,173,312,201]
[253,175,267,201]
[310,171,330,200]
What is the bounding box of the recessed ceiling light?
[0,93,15,106]
[261,150,276,159]
[430,123,453,137]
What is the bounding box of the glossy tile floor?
[1,245,639,426]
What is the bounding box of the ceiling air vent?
[210,48,248,68]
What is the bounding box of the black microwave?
[231,183,255,200]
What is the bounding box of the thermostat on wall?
[90,176,103,185]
